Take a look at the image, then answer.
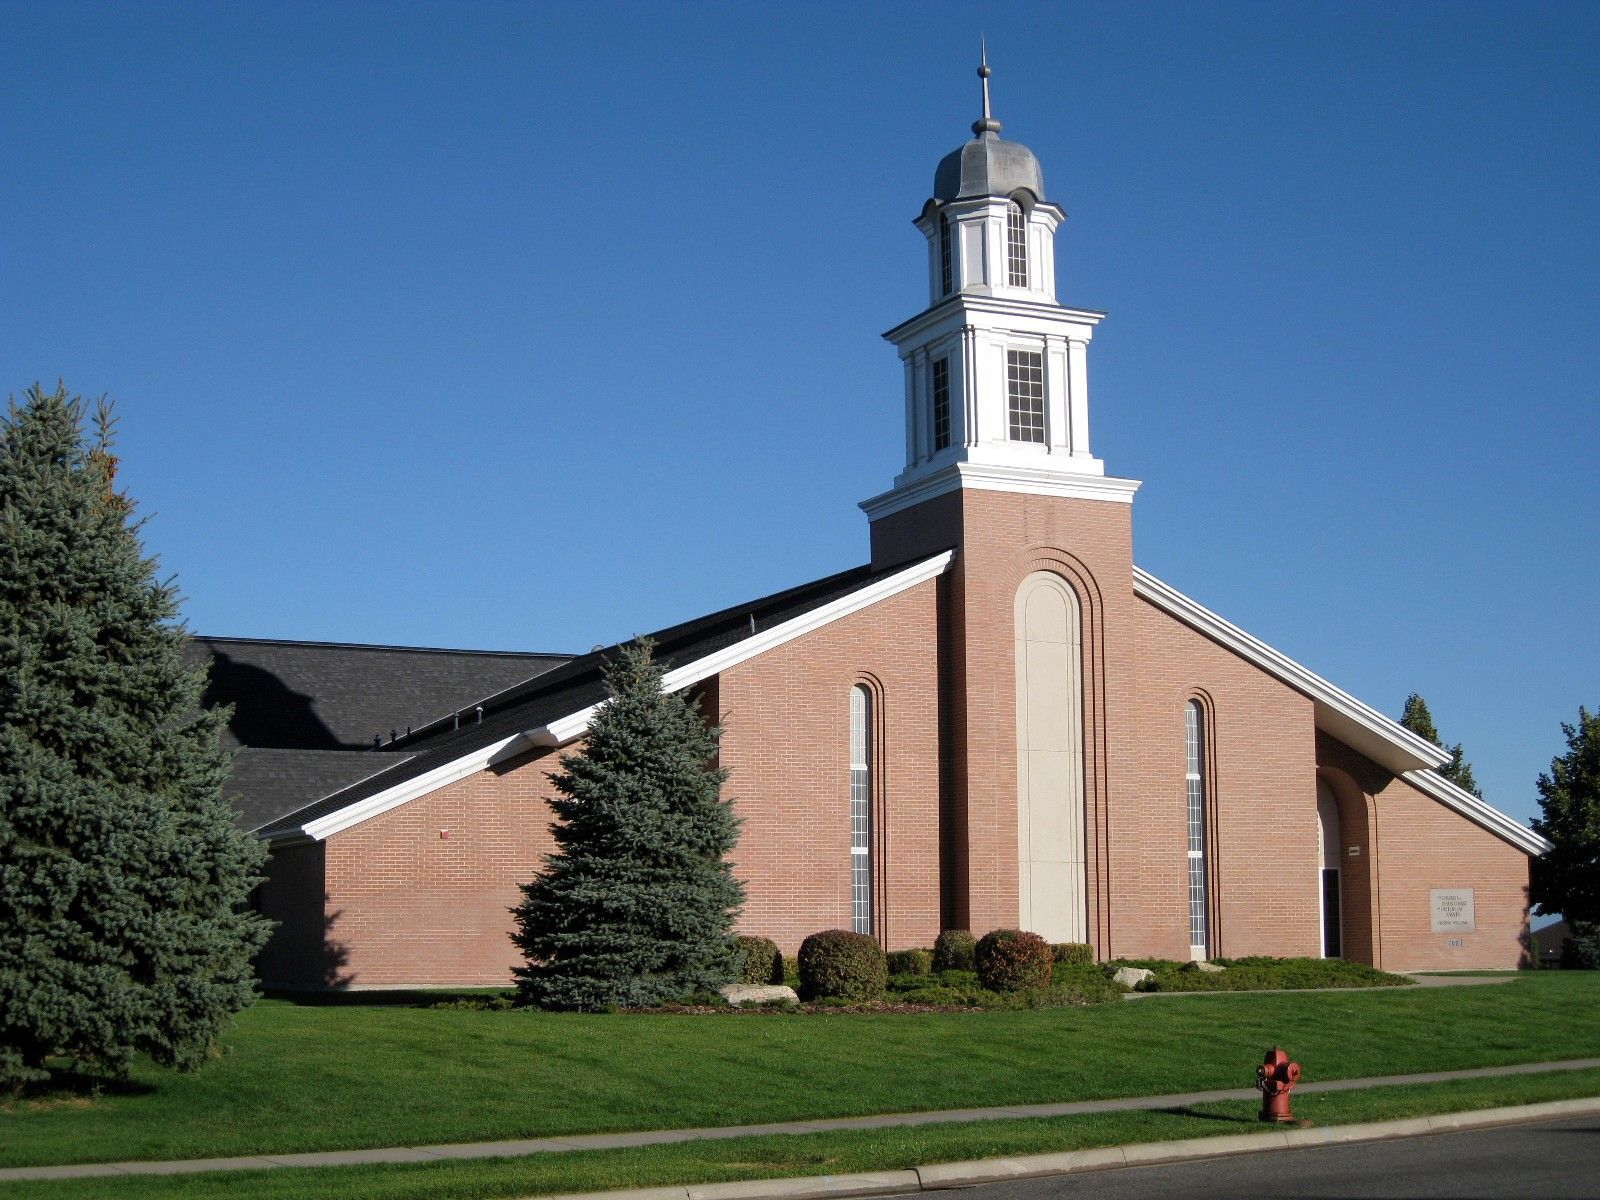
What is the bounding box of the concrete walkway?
[6,1056,1599,1184]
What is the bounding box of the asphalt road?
[911,1115,1600,1199]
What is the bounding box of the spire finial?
[973,37,1002,136]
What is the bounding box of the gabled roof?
[1133,566,1547,856]
[1132,567,1448,775]
[257,551,955,844]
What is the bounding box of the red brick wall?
[872,487,1137,950]
[1318,733,1531,970]
[281,585,945,986]
[1125,599,1321,960]
[716,577,944,953]
[256,841,337,989]
[320,744,567,986]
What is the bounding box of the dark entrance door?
[1322,868,1342,959]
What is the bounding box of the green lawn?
[6,1067,1599,1200]
[2,972,1597,1171]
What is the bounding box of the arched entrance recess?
[1014,571,1088,942]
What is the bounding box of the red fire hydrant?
[1256,1047,1301,1123]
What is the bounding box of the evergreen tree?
[512,640,743,1010]
[1530,707,1600,926]
[1400,692,1482,798]
[0,384,269,1093]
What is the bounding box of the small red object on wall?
[439,829,450,840]
[1256,1047,1301,1123]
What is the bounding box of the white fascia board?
[1132,566,1450,775]
[536,550,956,748]
[1402,768,1552,857]
[269,552,955,844]
[281,734,531,844]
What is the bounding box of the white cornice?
[1402,768,1551,857]
[883,295,1105,346]
[1132,566,1449,775]
[861,463,1141,523]
[265,552,956,844]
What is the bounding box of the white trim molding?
[1132,567,1449,774]
[266,552,955,845]
[1402,768,1552,857]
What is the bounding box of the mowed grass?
[5,1067,1599,1200]
[2,973,1597,1170]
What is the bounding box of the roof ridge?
[190,635,576,658]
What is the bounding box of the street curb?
[520,1096,1600,1200]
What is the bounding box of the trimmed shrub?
[887,948,934,976]
[797,930,887,1001]
[974,929,1054,992]
[735,935,784,985]
[932,929,977,972]
[1562,922,1600,970]
[1051,942,1094,966]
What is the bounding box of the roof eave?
[259,551,955,845]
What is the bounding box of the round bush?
[735,935,784,985]
[932,929,977,972]
[974,929,1054,992]
[1051,942,1094,967]
[797,930,887,1001]
[887,948,934,977]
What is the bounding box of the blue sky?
[3,1,1596,829]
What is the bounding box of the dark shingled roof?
[225,748,410,834]
[255,554,947,841]
[183,638,573,753]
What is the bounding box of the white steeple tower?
[862,53,1140,523]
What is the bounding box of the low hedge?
[887,948,933,976]
[735,935,784,985]
[1104,955,1413,992]
[975,929,1054,992]
[1051,942,1094,966]
[797,929,887,1000]
[932,929,977,972]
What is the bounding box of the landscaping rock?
[1111,967,1154,988]
[719,984,798,1007]
[1195,961,1226,973]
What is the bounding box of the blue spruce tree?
[512,641,743,1010]
[0,384,269,1092]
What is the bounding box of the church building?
[209,65,1547,989]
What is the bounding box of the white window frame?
[849,685,873,935]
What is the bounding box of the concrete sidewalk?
[5,1056,1599,1184]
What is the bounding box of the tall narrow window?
[1006,349,1045,443]
[1006,201,1028,287]
[931,356,951,452]
[1185,701,1209,958]
[939,213,953,295]
[849,685,873,935]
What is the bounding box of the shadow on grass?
[1160,1105,1263,1125]
[10,1068,156,1104]
[262,988,514,1008]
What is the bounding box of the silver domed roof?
[933,132,1046,202]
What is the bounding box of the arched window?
[939,213,953,295]
[849,685,873,935]
[1185,700,1209,959]
[1006,201,1028,287]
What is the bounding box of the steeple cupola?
[862,53,1140,524]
